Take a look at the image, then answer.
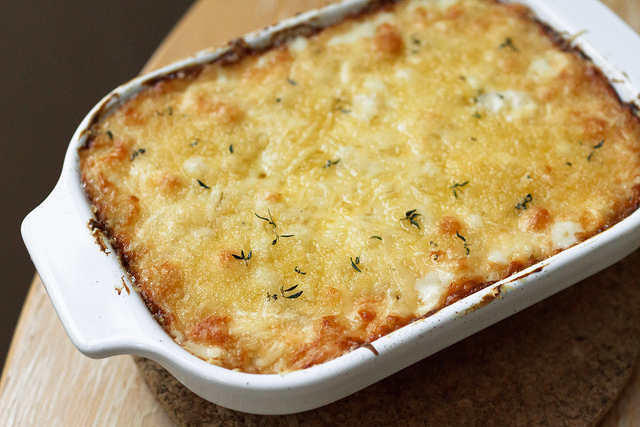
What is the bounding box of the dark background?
[0,1,194,372]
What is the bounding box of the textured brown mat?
[135,250,640,426]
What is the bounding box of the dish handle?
[21,175,162,358]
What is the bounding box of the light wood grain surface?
[2,1,640,425]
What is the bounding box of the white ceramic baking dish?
[22,0,640,415]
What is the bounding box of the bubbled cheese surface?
[79,0,640,373]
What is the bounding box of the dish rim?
[21,0,640,415]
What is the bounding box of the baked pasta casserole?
[79,0,640,373]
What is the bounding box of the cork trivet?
[134,250,640,426]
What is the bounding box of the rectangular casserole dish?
[22,0,640,415]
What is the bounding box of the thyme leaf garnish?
[370,235,383,241]
[281,284,303,299]
[350,256,362,272]
[255,210,276,227]
[256,210,294,245]
[450,181,469,198]
[324,159,340,168]
[276,97,282,103]
[229,144,234,153]
[232,249,252,265]
[155,106,174,116]
[499,37,519,52]
[106,130,114,140]
[272,233,294,246]
[130,148,146,161]
[587,140,605,161]
[472,89,485,104]
[472,111,482,119]
[295,266,306,275]
[335,98,351,113]
[190,138,199,147]
[401,209,421,229]
[197,179,211,189]
[456,231,471,256]
[287,78,298,86]
[410,34,421,53]
[516,194,533,210]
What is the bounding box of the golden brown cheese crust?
[79,0,640,373]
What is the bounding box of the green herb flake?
[401,209,421,229]
[499,37,519,52]
[324,159,340,168]
[587,140,605,162]
[472,89,485,105]
[287,78,298,86]
[295,266,306,275]
[350,256,362,272]
[106,130,114,140]
[229,144,234,153]
[450,181,469,198]
[256,210,294,245]
[197,179,211,189]
[472,111,482,119]
[190,138,200,147]
[515,194,533,211]
[409,35,422,54]
[272,233,295,246]
[370,235,383,241]
[232,249,252,265]
[281,284,303,299]
[456,231,471,255]
[130,148,146,161]
[255,210,276,227]
[334,98,352,113]
[155,106,174,116]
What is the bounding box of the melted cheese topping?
[79,0,640,373]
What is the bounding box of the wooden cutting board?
[1,1,640,425]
